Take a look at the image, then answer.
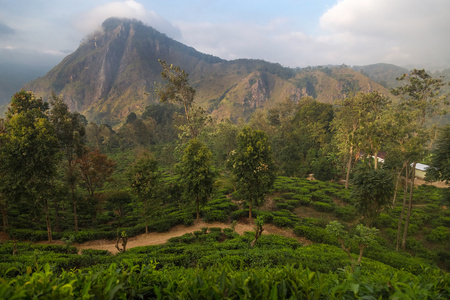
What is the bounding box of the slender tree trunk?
[71,185,78,232]
[374,151,378,170]
[392,163,406,206]
[402,162,416,249]
[357,245,366,265]
[249,199,253,222]
[396,164,408,251]
[0,202,8,233]
[44,199,52,242]
[196,196,200,222]
[345,146,353,189]
[338,238,355,272]
[143,199,148,234]
[53,199,61,232]
[90,193,98,225]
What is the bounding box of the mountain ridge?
[22,18,415,125]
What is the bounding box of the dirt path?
[413,178,448,188]
[73,220,307,254]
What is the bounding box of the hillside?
[25,17,390,125]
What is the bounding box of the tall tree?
[0,118,7,232]
[426,126,450,184]
[391,69,448,249]
[128,154,161,233]
[229,127,275,221]
[156,60,209,139]
[0,90,59,241]
[180,139,214,222]
[332,93,364,189]
[333,92,391,188]
[76,148,116,223]
[351,163,394,226]
[49,93,86,232]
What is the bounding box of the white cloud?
[177,0,450,69]
[318,0,450,67]
[75,0,181,39]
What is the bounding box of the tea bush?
[203,209,228,222]
[294,225,337,244]
[334,205,357,222]
[272,216,293,228]
[427,226,450,244]
[312,201,335,212]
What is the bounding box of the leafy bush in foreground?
[0,262,448,299]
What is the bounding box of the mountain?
[352,63,409,89]
[25,18,390,125]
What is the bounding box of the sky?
[0,0,449,69]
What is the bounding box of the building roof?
[413,163,430,171]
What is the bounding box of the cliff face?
[25,18,389,125]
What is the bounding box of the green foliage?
[427,226,450,244]
[229,126,275,219]
[272,216,293,228]
[426,126,450,184]
[351,165,394,226]
[180,138,214,220]
[127,154,160,232]
[203,209,228,223]
[334,206,357,222]
[294,225,337,244]
[312,201,335,212]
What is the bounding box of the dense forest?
[0,65,449,298]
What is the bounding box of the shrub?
[275,202,293,211]
[81,249,110,256]
[168,233,196,244]
[374,213,396,229]
[203,210,228,223]
[312,202,335,212]
[311,191,332,203]
[294,195,311,206]
[443,217,450,227]
[294,225,337,244]
[334,206,357,222]
[272,216,293,228]
[286,200,299,207]
[6,229,63,242]
[230,209,249,221]
[427,226,450,243]
[282,192,296,199]
[272,197,284,203]
[149,219,173,233]
[300,217,328,228]
[223,228,239,239]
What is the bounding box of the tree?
[0,90,60,241]
[105,191,133,227]
[332,93,364,189]
[49,93,86,232]
[156,60,209,138]
[332,92,390,188]
[76,148,116,223]
[351,163,394,226]
[180,139,214,222]
[128,155,161,234]
[229,127,275,221]
[250,216,264,247]
[326,221,379,272]
[0,118,7,231]
[426,126,450,184]
[390,69,448,250]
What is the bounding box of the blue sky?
[0,0,449,69]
